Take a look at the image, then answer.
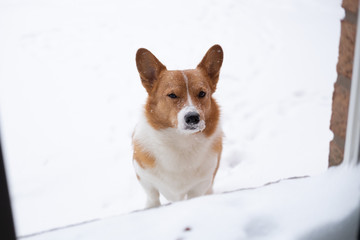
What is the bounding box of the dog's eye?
[198,91,206,98]
[168,93,178,99]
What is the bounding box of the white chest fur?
[133,116,221,206]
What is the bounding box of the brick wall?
[329,0,359,166]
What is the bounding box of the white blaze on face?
[177,71,206,134]
[182,71,193,106]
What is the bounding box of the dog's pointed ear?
[136,48,167,93]
[197,45,223,90]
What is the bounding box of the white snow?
[26,165,360,240]
[0,0,348,238]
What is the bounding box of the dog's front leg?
[138,178,161,208]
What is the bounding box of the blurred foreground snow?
[27,165,360,240]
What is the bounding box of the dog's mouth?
[178,119,206,134]
[186,119,205,130]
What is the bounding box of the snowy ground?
[27,165,360,240]
[0,0,344,237]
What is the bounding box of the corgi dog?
[133,45,223,208]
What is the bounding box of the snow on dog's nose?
[177,106,205,134]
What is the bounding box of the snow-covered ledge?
[24,166,360,240]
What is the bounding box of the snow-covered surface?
[27,165,360,240]
[0,0,344,237]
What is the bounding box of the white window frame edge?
[343,5,360,166]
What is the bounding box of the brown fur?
[133,140,156,168]
[143,69,220,138]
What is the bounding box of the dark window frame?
[0,138,16,240]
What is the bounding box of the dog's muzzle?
[177,106,205,134]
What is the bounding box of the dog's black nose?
[185,112,200,125]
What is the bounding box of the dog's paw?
[145,199,161,209]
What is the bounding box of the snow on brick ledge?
[24,166,360,240]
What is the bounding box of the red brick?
[330,81,350,139]
[342,0,359,13]
[329,138,345,166]
[337,20,357,79]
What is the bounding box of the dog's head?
[136,45,223,136]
